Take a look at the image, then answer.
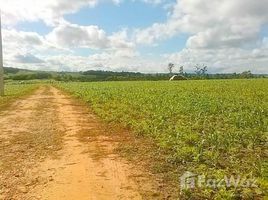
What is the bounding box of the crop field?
[0,79,267,199]
[59,79,268,199]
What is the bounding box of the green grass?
[58,79,268,199]
[0,83,38,107]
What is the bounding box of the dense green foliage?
[0,83,38,107]
[59,79,268,199]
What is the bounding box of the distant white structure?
[169,75,178,81]
[169,75,187,81]
[0,10,4,96]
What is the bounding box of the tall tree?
[168,63,175,75]
[194,64,202,75]
[179,66,184,75]
[194,64,208,76]
[0,11,4,96]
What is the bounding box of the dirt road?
[0,86,153,200]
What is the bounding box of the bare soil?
[0,86,157,200]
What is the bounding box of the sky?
[0,0,268,73]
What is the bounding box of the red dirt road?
[0,86,153,200]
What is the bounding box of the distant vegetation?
[3,67,267,82]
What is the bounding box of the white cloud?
[2,25,138,72]
[47,47,140,72]
[2,28,66,55]
[1,0,268,73]
[166,47,268,74]
[134,20,180,44]
[46,23,135,50]
[2,28,69,70]
[0,0,164,72]
[0,0,122,26]
[135,0,268,73]
[14,53,45,64]
[135,0,268,46]
[46,23,109,49]
[24,51,144,72]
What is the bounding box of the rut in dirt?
[0,86,154,200]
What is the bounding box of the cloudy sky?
[1,0,268,73]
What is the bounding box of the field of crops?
[0,83,38,107]
[59,79,268,199]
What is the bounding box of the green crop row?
[59,79,268,199]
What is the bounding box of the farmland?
[0,79,267,199]
[58,79,268,199]
[1,0,268,199]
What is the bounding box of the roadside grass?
[59,94,165,199]
[74,119,168,199]
[0,82,39,109]
[58,79,268,199]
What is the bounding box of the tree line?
[3,67,266,82]
[167,63,260,79]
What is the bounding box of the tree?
[194,64,208,76]
[194,64,201,75]
[240,70,253,79]
[179,66,184,75]
[200,66,208,75]
[168,63,175,75]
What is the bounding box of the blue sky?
[1,0,268,73]
[15,21,52,35]
[65,1,170,33]
[15,1,185,56]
